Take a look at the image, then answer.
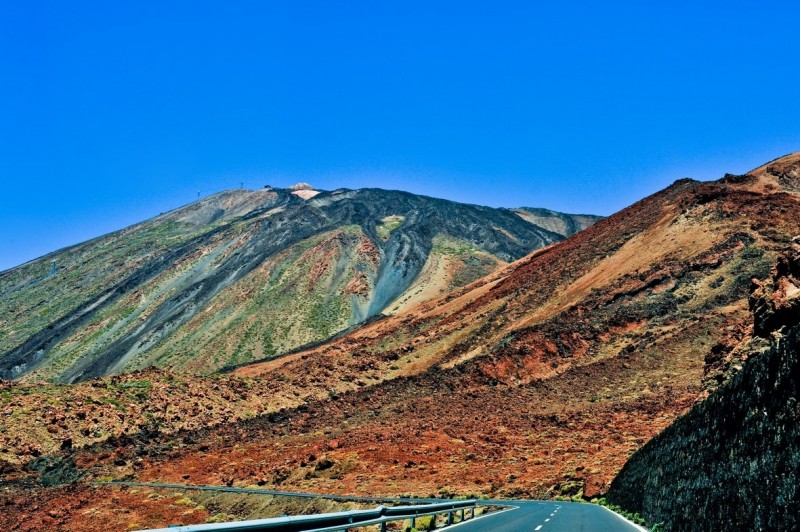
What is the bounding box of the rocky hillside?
[0,185,584,382]
[225,152,800,497]
[0,153,797,530]
[606,243,800,530]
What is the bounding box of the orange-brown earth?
[0,482,372,532]
[2,153,799,530]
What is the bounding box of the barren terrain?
[1,153,799,530]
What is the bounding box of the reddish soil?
[0,484,211,532]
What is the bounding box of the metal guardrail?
[137,499,478,532]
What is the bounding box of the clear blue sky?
[1,1,799,271]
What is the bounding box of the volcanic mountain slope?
[208,152,800,495]
[0,185,587,382]
[238,154,800,389]
[2,152,798,529]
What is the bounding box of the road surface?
[458,500,645,531]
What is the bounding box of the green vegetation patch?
[376,215,405,240]
[110,379,152,402]
[431,235,482,256]
[594,497,648,527]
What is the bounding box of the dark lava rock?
[26,456,84,487]
[751,239,800,337]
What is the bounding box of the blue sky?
[1,1,799,271]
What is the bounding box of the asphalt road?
[457,500,645,532]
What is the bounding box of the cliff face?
[607,242,800,530]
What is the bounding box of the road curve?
[459,500,645,532]
[102,482,644,531]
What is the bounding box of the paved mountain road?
[105,482,644,531]
[457,500,646,531]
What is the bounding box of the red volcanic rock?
[583,474,607,499]
[751,237,800,337]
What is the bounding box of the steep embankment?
[606,243,800,531]
[0,186,580,382]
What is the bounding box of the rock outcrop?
[751,237,800,337]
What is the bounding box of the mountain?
[1,153,797,530]
[0,185,593,383]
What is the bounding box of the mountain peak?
[749,151,800,190]
[289,182,320,199]
[722,151,800,194]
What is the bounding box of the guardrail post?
[410,516,416,529]
[447,511,454,525]
[379,522,386,532]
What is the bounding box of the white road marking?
[597,503,650,531]
[545,518,550,522]
[535,526,543,531]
